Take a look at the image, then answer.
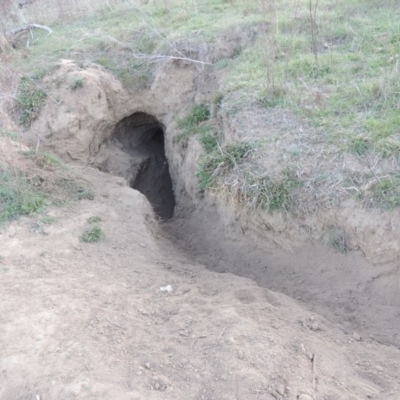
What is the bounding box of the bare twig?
[6,24,52,37]
[312,353,317,389]
[217,326,226,340]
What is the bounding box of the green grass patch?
[54,178,94,203]
[87,215,102,224]
[0,168,45,223]
[16,76,47,127]
[70,78,84,89]
[199,131,220,153]
[23,150,65,168]
[248,169,301,212]
[0,131,19,141]
[177,104,211,128]
[197,142,253,191]
[81,225,104,243]
[175,104,212,144]
[363,176,400,210]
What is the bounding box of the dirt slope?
[1,163,400,400]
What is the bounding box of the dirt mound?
[1,162,400,399]
[22,59,400,265]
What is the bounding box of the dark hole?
[112,113,175,220]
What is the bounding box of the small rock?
[310,323,320,331]
[375,365,383,372]
[352,332,362,341]
[139,243,147,248]
[237,351,245,360]
[160,285,173,293]
[144,363,151,370]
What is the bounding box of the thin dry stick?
[312,353,317,389]
[309,0,319,66]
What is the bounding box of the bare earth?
[1,165,400,400]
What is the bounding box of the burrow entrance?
[110,112,175,219]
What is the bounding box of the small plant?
[197,142,253,191]
[327,225,348,254]
[87,215,102,224]
[23,150,64,169]
[365,176,400,210]
[249,169,301,212]
[177,104,211,130]
[348,136,371,157]
[0,168,45,223]
[81,225,104,243]
[0,131,18,141]
[16,76,47,127]
[70,78,84,89]
[55,178,94,202]
[199,132,219,153]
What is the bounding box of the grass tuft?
[70,78,84,89]
[327,225,349,254]
[197,142,253,191]
[0,131,19,141]
[87,215,102,224]
[0,168,46,223]
[81,225,104,243]
[16,76,47,127]
[363,176,400,211]
[248,169,301,212]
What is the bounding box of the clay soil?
[1,160,400,400]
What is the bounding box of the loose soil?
[2,60,400,400]
[1,161,400,399]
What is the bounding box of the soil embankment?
[3,58,399,399]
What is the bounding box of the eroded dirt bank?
[6,58,400,398]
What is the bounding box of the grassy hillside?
[2,0,400,215]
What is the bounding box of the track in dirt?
[104,112,400,350]
[160,204,400,349]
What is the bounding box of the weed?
[199,132,219,153]
[16,76,47,127]
[249,169,301,212]
[213,93,224,106]
[53,178,94,203]
[0,168,45,223]
[70,78,84,89]
[175,105,212,144]
[327,225,348,254]
[347,136,371,157]
[197,142,253,191]
[23,150,65,168]
[87,215,102,224]
[81,225,104,243]
[364,176,400,210]
[178,104,211,129]
[0,131,18,141]
[38,215,55,225]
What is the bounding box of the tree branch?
[6,24,52,37]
